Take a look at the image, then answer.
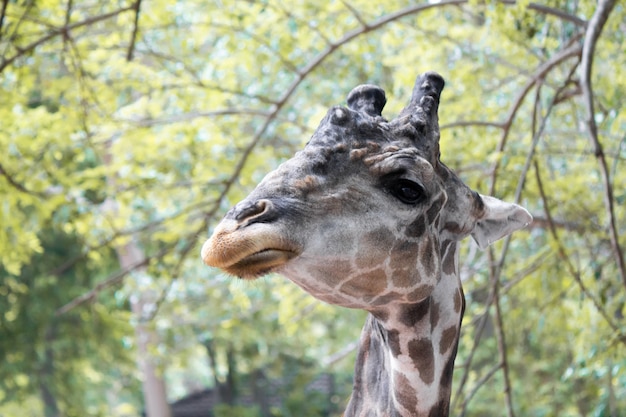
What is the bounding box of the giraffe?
[200,72,532,417]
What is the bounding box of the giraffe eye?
[389,179,425,205]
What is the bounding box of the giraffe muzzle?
[201,219,300,279]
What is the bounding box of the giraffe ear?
[471,194,533,250]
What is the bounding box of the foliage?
[0,227,140,416]
[1,0,625,416]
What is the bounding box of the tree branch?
[0,161,47,197]
[579,0,625,288]
[460,362,501,415]
[498,0,587,27]
[457,57,581,415]
[491,262,515,417]
[0,0,8,41]
[321,340,360,368]
[0,5,134,73]
[55,248,161,316]
[126,0,142,61]
[533,160,626,346]
[441,120,505,130]
[488,40,582,195]
[119,109,275,127]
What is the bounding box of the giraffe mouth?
[224,248,298,279]
[201,221,300,279]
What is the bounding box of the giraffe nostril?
[234,199,277,225]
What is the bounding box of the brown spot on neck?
[393,371,419,413]
[439,325,458,355]
[386,328,402,358]
[430,301,440,328]
[399,298,431,327]
[408,338,435,384]
[428,399,449,417]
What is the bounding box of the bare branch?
[453,292,494,410]
[142,219,209,322]
[0,5,134,73]
[460,363,501,414]
[0,162,47,197]
[511,60,579,203]
[498,0,587,27]
[490,263,515,417]
[340,0,370,28]
[269,1,333,46]
[321,340,360,368]
[528,216,598,234]
[118,108,274,126]
[63,0,72,27]
[55,247,162,316]
[488,39,582,195]
[126,0,142,61]
[457,68,580,413]
[533,160,626,346]
[441,120,505,130]
[0,0,9,41]
[579,0,625,288]
[208,21,300,73]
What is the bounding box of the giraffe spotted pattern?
[201,72,532,416]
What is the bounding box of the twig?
[0,5,134,73]
[55,246,169,316]
[579,0,625,288]
[0,0,9,41]
[452,293,493,410]
[489,61,578,416]
[498,0,587,27]
[456,59,580,413]
[527,216,595,233]
[0,162,47,197]
[488,41,582,195]
[459,362,501,416]
[64,0,72,28]
[321,340,360,368]
[440,120,505,130]
[490,256,515,417]
[269,1,333,46]
[208,21,299,73]
[126,0,142,61]
[119,108,275,127]
[533,160,626,346]
[0,0,35,59]
[511,60,580,203]
[340,0,369,28]
[142,219,209,322]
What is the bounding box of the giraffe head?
[202,72,531,311]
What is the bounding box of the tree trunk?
[39,325,59,417]
[118,240,172,417]
[103,143,172,417]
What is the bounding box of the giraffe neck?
[345,241,464,417]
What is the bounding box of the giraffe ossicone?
[201,72,532,417]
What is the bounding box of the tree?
[1,0,624,415]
